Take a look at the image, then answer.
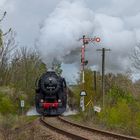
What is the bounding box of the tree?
[131,43,140,70]
[0,12,14,85]
[72,68,96,109]
[0,12,6,48]
[10,47,46,107]
[52,58,62,75]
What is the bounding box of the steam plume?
[36,0,140,82]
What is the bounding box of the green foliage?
[71,68,103,111]
[71,68,95,110]
[106,100,131,127]
[68,86,80,109]
[10,48,46,107]
[0,46,46,114]
[52,58,62,75]
[0,91,16,115]
[0,48,46,114]
[106,86,133,106]
[71,71,140,137]
[84,69,94,104]
[98,99,140,136]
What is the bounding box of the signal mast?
[79,35,100,111]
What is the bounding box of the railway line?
[39,116,140,140]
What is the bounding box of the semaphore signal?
[79,36,101,43]
[79,35,101,112]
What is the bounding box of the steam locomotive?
[35,70,67,115]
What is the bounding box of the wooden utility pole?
[97,48,110,108]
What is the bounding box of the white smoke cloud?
[36,0,140,82]
[37,0,98,67]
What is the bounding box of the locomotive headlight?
[58,99,61,102]
[40,99,44,103]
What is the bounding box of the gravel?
[11,119,73,140]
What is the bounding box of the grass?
[19,115,38,123]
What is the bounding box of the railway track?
[40,116,140,140]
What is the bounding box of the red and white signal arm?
[80,90,87,96]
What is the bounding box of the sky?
[1,0,140,83]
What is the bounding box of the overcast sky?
[1,0,140,82]
[0,0,60,46]
[1,0,140,46]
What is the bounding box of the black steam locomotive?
[35,70,67,115]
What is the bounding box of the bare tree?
[0,11,14,85]
[131,43,140,70]
[0,31,16,85]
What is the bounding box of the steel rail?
[58,116,140,140]
[40,117,88,140]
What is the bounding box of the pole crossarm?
[96,48,111,51]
